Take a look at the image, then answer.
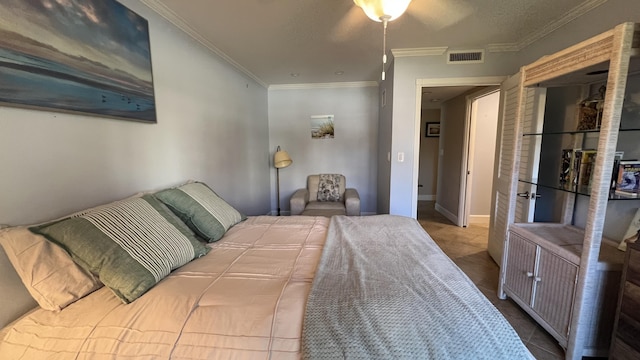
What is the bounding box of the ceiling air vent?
[447,50,484,64]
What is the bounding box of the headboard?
[0,244,37,329]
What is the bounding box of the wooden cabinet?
[610,241,640,359]
[491,22,640,360]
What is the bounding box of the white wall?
[389,54,518,217]
[418,109,440,200]
[268,85,379,214]
[0,0,271,226]
[469,91,499,217]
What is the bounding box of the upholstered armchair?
[290,174,360,216]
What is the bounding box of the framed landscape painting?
[0,0,156,123]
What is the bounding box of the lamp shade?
[274,148,292,169]
[353,0,412,22]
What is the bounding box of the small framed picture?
[425,122,440,137]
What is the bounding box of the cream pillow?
[0,227,102,311]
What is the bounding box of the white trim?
[140,0,267,88]
[416,76,507,87]
[391,47,448,57]
[468,215,490,225]
[486,43,520,53]
[268,81,379,90]
[417,195,436,201]
[435,203,458,225]
[486,0,608,52]
[516,0,608,51]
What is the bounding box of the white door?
[488,73,546,266]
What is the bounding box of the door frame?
[460,87,500,227]
[414,76,505,225]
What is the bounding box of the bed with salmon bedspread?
[0,182,532,359]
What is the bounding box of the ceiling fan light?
[353,0,412,22]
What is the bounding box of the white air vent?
[447,50,485,64]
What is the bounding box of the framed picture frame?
[0,0,156,123]
[425,122,440,137]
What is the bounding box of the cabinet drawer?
[626,248,640,287]
[620,281,640,326]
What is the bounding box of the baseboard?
[435,203,459,225]
[417,195,436,201]
[469,215,490,225]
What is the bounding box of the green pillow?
[155,182,246,242]
[30,194,209,303]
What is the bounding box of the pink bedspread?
[0,216,329,359]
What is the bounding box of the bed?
[0,182,533,359]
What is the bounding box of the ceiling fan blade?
[408,0,473,30]
[330,6,366,42]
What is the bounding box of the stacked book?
[615,160,640,197]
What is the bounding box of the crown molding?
[140,0,267,88]
[487,0,608,52]
[485,43,520,53]
[391,47,448,57]
[269,81,379,90]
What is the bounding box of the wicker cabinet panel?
[533,248,578,339]
[503,232,537,305]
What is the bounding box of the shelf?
[523,128,640,136]
[518,179,640,200]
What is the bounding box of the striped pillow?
[155,182,246,242]
[30,195,209,303]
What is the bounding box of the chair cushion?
[302,201,346,216]
[308,175,346,201]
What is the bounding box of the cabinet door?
[488,73,522,266]
[503,232,537,305]
[533,248,578,340]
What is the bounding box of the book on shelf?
[578,149,597,189]
[615,160,640,197]
[610,151,625,191]
[559,149,575,190]
[618,207,640,251]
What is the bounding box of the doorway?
[413,77,505,225]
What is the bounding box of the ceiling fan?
[332,0,473,42]
[333,0,472,80]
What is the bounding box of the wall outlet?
[398,152,405,162]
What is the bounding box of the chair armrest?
[344,188,360,216]
[290,189,309,215]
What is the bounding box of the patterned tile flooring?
[416,201,570,360]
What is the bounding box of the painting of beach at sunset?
[0,0,156,123]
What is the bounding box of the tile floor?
[417,200,582,360]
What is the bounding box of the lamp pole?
[276,166,282,216]
[274,145,292,216]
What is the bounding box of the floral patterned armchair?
[290,174,360,216]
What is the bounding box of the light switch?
[398,152,404,162]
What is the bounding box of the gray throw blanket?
[302,215,533,360]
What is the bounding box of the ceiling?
[142,0,603,87]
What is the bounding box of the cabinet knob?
[526,271,534,277]
[534,277,542,282]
